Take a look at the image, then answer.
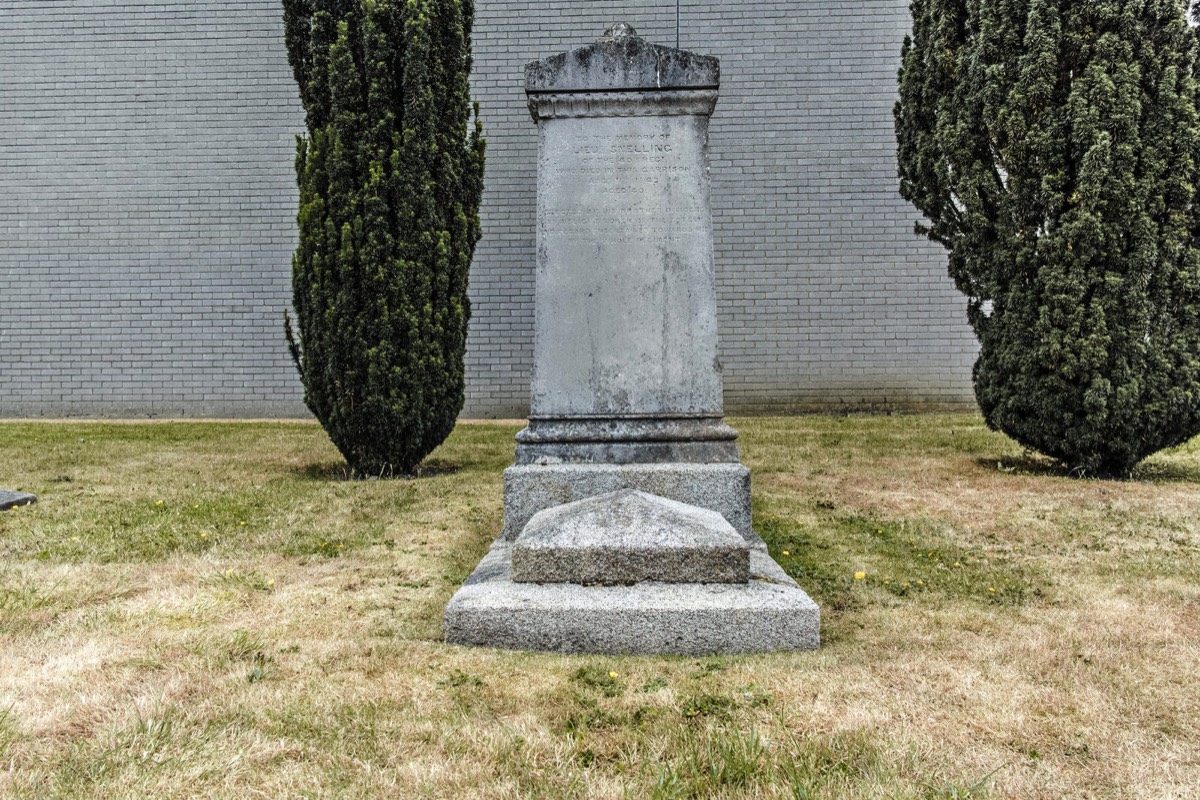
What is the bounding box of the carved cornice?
[527,89,718,120]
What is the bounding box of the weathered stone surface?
[512,489,749,585]
[514,416,739,465]
[525,25,723,428]
[444,540,820,655]
[0,490,37,510]
[525,23,719,95]
[528,109,721,420]
[502,462,753,540]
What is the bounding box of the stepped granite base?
[444,540,820,655]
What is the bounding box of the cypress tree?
[896,0,1200,477]
[281,0,485,475]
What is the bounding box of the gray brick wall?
[0,0,307,416]
[0,0,977,419]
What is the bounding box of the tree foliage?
[896,0,1200,476]
[282,0,484,475]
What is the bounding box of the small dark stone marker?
[0,490,37,510]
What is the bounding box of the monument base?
[444,540,819,655]
[503,462,752,539]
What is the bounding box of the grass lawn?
[1,415,1198,799]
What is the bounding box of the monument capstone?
[444,25,820,654]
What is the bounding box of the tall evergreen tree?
[282,0,484,475]
[896,0,1200,477]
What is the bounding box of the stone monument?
[443,25,819,654]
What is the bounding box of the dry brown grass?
[0,415,1197,799]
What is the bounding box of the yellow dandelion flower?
[988,586,997,593]
[71,536,80,542]
[155,500,164,506]
[954,562,961,568]
[781,550,790,556]
[268,579,276,587]
[239,521,247,526]
[608,671,618,679]
[225,568,234,576]
[200,532,207,539]
[854,571,866,581]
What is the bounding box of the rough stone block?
[0,490,36,511]
[512,489,749,585]
[502,462,753,540]
[444,540,820,655]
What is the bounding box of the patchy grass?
[0,415,1198,798]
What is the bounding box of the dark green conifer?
[896,0,1200,476]
[281,0,484,475]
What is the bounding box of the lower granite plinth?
[444,539,820,655]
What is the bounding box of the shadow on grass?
[1130,459,1200,484]
[296,459,461,482]
[758,504,1051,646]
[974,453,1200,484]
[973,454,1073,479]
